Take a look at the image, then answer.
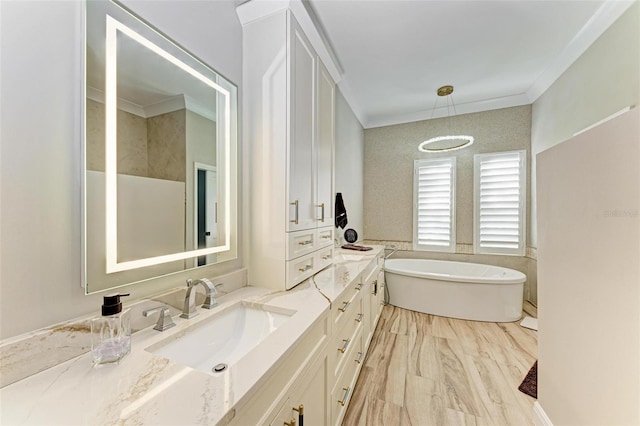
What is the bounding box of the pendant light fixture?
[418,85,474,153]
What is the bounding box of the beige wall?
[147,109,187,182]
[364,105,531,244]
[533,3,640,424]
[0,0,243,340]
[86,98,149,177]
[335,89,365,242]
[363,105,535,301]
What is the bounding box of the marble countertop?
[0,246,383,426]
[317,246,383,301]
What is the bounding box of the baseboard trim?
[533,402,553,426]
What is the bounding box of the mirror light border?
[105,15,232,273]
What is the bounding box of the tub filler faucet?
[180,278,223,319]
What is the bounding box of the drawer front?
[315,246,334,271]
[330,296,363,379]
[332,280,361,331]
[287,229,317,260]
[317,226,334,248]
[331,325,364,426]
[286,252,316,289]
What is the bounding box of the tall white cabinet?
[242,5,336,290]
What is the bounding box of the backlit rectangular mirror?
[84,0,238,293]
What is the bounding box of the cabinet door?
[287,14,316,232]
[291,353,329,426]
[362,275,373,348]
[269,397,295,426]
[315,62,335,228]
[369,268,382,333]
[375,268,385,324]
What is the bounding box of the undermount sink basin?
[334,253,365,263]
[146,301,295,374]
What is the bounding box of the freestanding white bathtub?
[385,258,526,322]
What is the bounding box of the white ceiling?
[306,0,635,128]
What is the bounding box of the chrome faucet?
[384,244,399,259]
[143,305,176,331]
[180,278,223,319]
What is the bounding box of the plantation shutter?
[474,151,526,255]
[414,158,455,252]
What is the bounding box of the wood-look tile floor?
[343,305,537,426]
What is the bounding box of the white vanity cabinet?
[228,252,386,426]
[229,312,329,426]
[242,6,336,290]
[329,276,365,425]
[360,253,385,349]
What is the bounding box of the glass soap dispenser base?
[91,293,131,366]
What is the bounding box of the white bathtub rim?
[384,258,526,285]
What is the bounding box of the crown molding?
[86,86,146,117]
[526,0,636,103]
[363,93,531,129]
[87,87,216,121]
[236,0,342,84]
[238,0,634,130]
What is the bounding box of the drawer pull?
[338,301,351,312]
[322,254,331,260]
[298,240,313,246]
[292,405,303,426]
[317,203,325,222]
[298,265,312,272]
[338,387,351,406]
[290,200,299,225]
[355,283,363,291]
[355,313,364,322]
[284,419,296,426]
[338,338,350,353]
[321,234,331,239]
[355,351,365,364]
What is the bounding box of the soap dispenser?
[91,293,131,366]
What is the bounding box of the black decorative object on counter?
[344,228,358,243]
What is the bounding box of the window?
[474,150,526,256]
[413,157,456,252]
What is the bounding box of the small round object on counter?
[344,228,358,243]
